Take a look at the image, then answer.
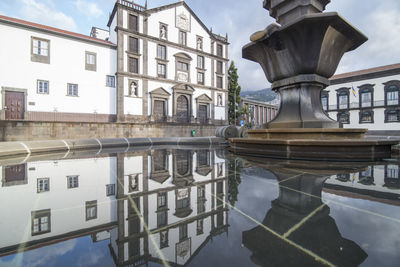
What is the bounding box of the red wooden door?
[5,91,24,120]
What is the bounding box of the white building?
[323,63,400,132]
[0,0,228,126]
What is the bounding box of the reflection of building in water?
[0,149,228,266]
[324,163,400,204]
[112,149,229,266]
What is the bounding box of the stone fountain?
[230,0,397,161]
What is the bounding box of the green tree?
[228,61,242,125]
[227,158,243,207]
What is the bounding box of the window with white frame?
[216,76,223,89]
[157,192,167,208]
[37,80,49,94]
[31,37,50,63]
[386,86,399,106]
[385,109,400,123]
[32,38,49,56]
[106,75,115,88]
[217,44,223,57]
[197,56,204,69]
[85,201,97,221]
[157,45,166,60]
[158,63,166,78]
[85,52,96,71]
[387,165,399,179]
[67,175,79,189]
[197,72,204,85]
[217,61,223,74]
[179,31,187,46]
[67,83,78,96]
[31,209,51,235]
[37,178,49,193]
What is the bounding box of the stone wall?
[0,121,224,141]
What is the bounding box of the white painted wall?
[0,157,117,248]
[0,24,117,115]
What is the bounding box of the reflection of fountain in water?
[241,159,369,266]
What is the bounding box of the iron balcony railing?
[327,100,389,111]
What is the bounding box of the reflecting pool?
[0,148,399,266]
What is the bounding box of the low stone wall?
[0,121,224,141]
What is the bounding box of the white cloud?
[19,0,76,31]
[74,0,104,19]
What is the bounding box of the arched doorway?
[176,95,189,123]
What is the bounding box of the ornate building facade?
[0,0,229,135]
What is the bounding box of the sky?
[0,0,399,91]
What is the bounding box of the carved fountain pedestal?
[230,0,397,161]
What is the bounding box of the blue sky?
[0,0,399,91]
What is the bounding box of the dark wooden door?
[154,100,165,122]
[176,95,189,123]
[5,91,24,120]
[199,105,207,124]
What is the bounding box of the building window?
[157,192,167,208]
[31,209,51,236]
[129,80,139,97]
[67,83,78,96]
[106,184,115,196]
[106,75,116,88]
[129,37,139,53]
[160,24,168,40]
[85,52,96,71]
[198,185,205,198]
[197,72,204,85]
[179,224,188,241]
[37,80,49,94]
[337,90,349,109]
[158,63,166,78]
[216,76,223,89]
[359,110,374,124]
[217,61,223,74]
[128,14,138,31]
[157,45,166,60]
[179,31,187,46]
[217,44,223,57]
[31,37,50,63]
[385,84,400,106]
[359,85,374,108]
[197,56,204,69]
[197,219,204,235]
[37,178,49,193]
[128,57,139,73]
[177,61,189,71]
[386,165,399,179]
[217,181,223,194]
[86,200,97,221]
[197,37,203,50]
[385,109,400,123]
[67,175,79,189]
[337,111,350,124]
[321,91,329,111]
[157,210,168,227]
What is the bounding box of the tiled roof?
[0,14,116,47]
[331,63,400,80]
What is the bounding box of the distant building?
[323,63,400,132]
[240,98,279,127]
[0,0,228,128]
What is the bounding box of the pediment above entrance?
[172,83,195,94]
[196,93,212,103]
[150,87,171,98]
